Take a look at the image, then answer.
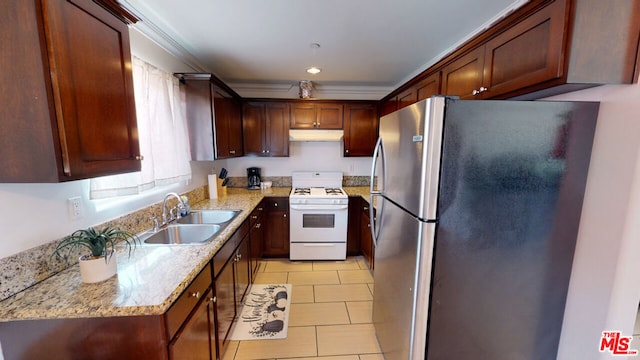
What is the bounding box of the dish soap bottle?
[180,196,190,217]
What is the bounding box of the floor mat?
[229,284,292,340]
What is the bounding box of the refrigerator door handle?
[369,137,385,196]
[369,136,386,247]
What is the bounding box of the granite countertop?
[0,187,369,322]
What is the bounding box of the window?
[90,57,191,199]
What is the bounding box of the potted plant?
[52,226,139,283]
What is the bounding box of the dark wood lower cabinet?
[214,259,235,358]
[262,197,290,258]
[234,236,251,310]
[347,197,362,256]
[169,288,216,359]
[360,200,375,270]
[249,204,265,278]
[347,196,375,269]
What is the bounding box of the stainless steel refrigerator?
[369,96,598,360]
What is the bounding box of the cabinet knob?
[274,203,278,207]
[135,155,144,160]
[211,296,217,303]
[472,89,480,95]
[252,215,258,220]
[256,223,261,228]
[262,150,266,153]
[258,207,263,211]
[190,291,200,299]
[229,150,236,154]
[346,149,349,153]
[266,149,270,153]
[283,213,287,218]
[363,206,369,211]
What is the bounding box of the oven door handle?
[290,204,348,211]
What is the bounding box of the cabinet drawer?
[263,197,289,210]
[213,220,250,276]
[165,263,212,339]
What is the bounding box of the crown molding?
[228,82,392,100]
[119,0,210,73]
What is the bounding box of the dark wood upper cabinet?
[344,103,379,157]
[441,47,485,99]
[415,72,442,102]
[179,74,243,160]
[243,102,289,157]
[1,0,141,182]
[384,0,640,104]
[290,102,344,129]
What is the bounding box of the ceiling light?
[306,67,321,75]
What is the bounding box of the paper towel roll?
[208,174,218,199]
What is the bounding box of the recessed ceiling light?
[306,67,321,75]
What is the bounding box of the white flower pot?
[78,251,117,283]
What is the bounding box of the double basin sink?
[139,210,241,245]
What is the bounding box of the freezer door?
[373,197,435,360]
[426,99,598,359]
[376,97,444,220]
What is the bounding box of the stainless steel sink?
[141,224,222,245]
[176,209,241,225]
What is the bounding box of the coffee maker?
[247,167,261,190]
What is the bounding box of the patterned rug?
[229,284,292,340]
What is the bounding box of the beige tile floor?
[221,256,383,360]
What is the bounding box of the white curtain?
[90,57,191,199]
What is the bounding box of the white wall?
[548,82,640,360]
[214,141,372,178]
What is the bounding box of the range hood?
[289,129,344,142]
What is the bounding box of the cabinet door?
[263,198,290,258]
[397,88,417,109]
[227,99,243,157]
[234,236,251,308]
[379,97,398,117]
[265,103,289,157]
[249,206,264,278]
[415,72,442,102]
[343,103,378,157]
[242,102,266,156]
[347,197,362,256]
[481,0,566,99]
[169,288,215,360]
[214,262,235,355]
[290,103,316,129]
[441,46,485,100]
[43,0,140,179]
[360,206,374,270]
[212,85,244,159]
[316,103,343,129]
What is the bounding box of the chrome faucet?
[161,192,186,225]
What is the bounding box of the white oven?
[289,172,348,260]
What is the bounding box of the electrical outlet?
[68,197,83,220]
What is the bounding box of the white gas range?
[289,171,348,260]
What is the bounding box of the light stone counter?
[0,187,368,321]
[0,187,290,321]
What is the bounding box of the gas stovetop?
[292,187,346,197]
[290,171,348,205]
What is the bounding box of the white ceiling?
[122,0,527,99]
